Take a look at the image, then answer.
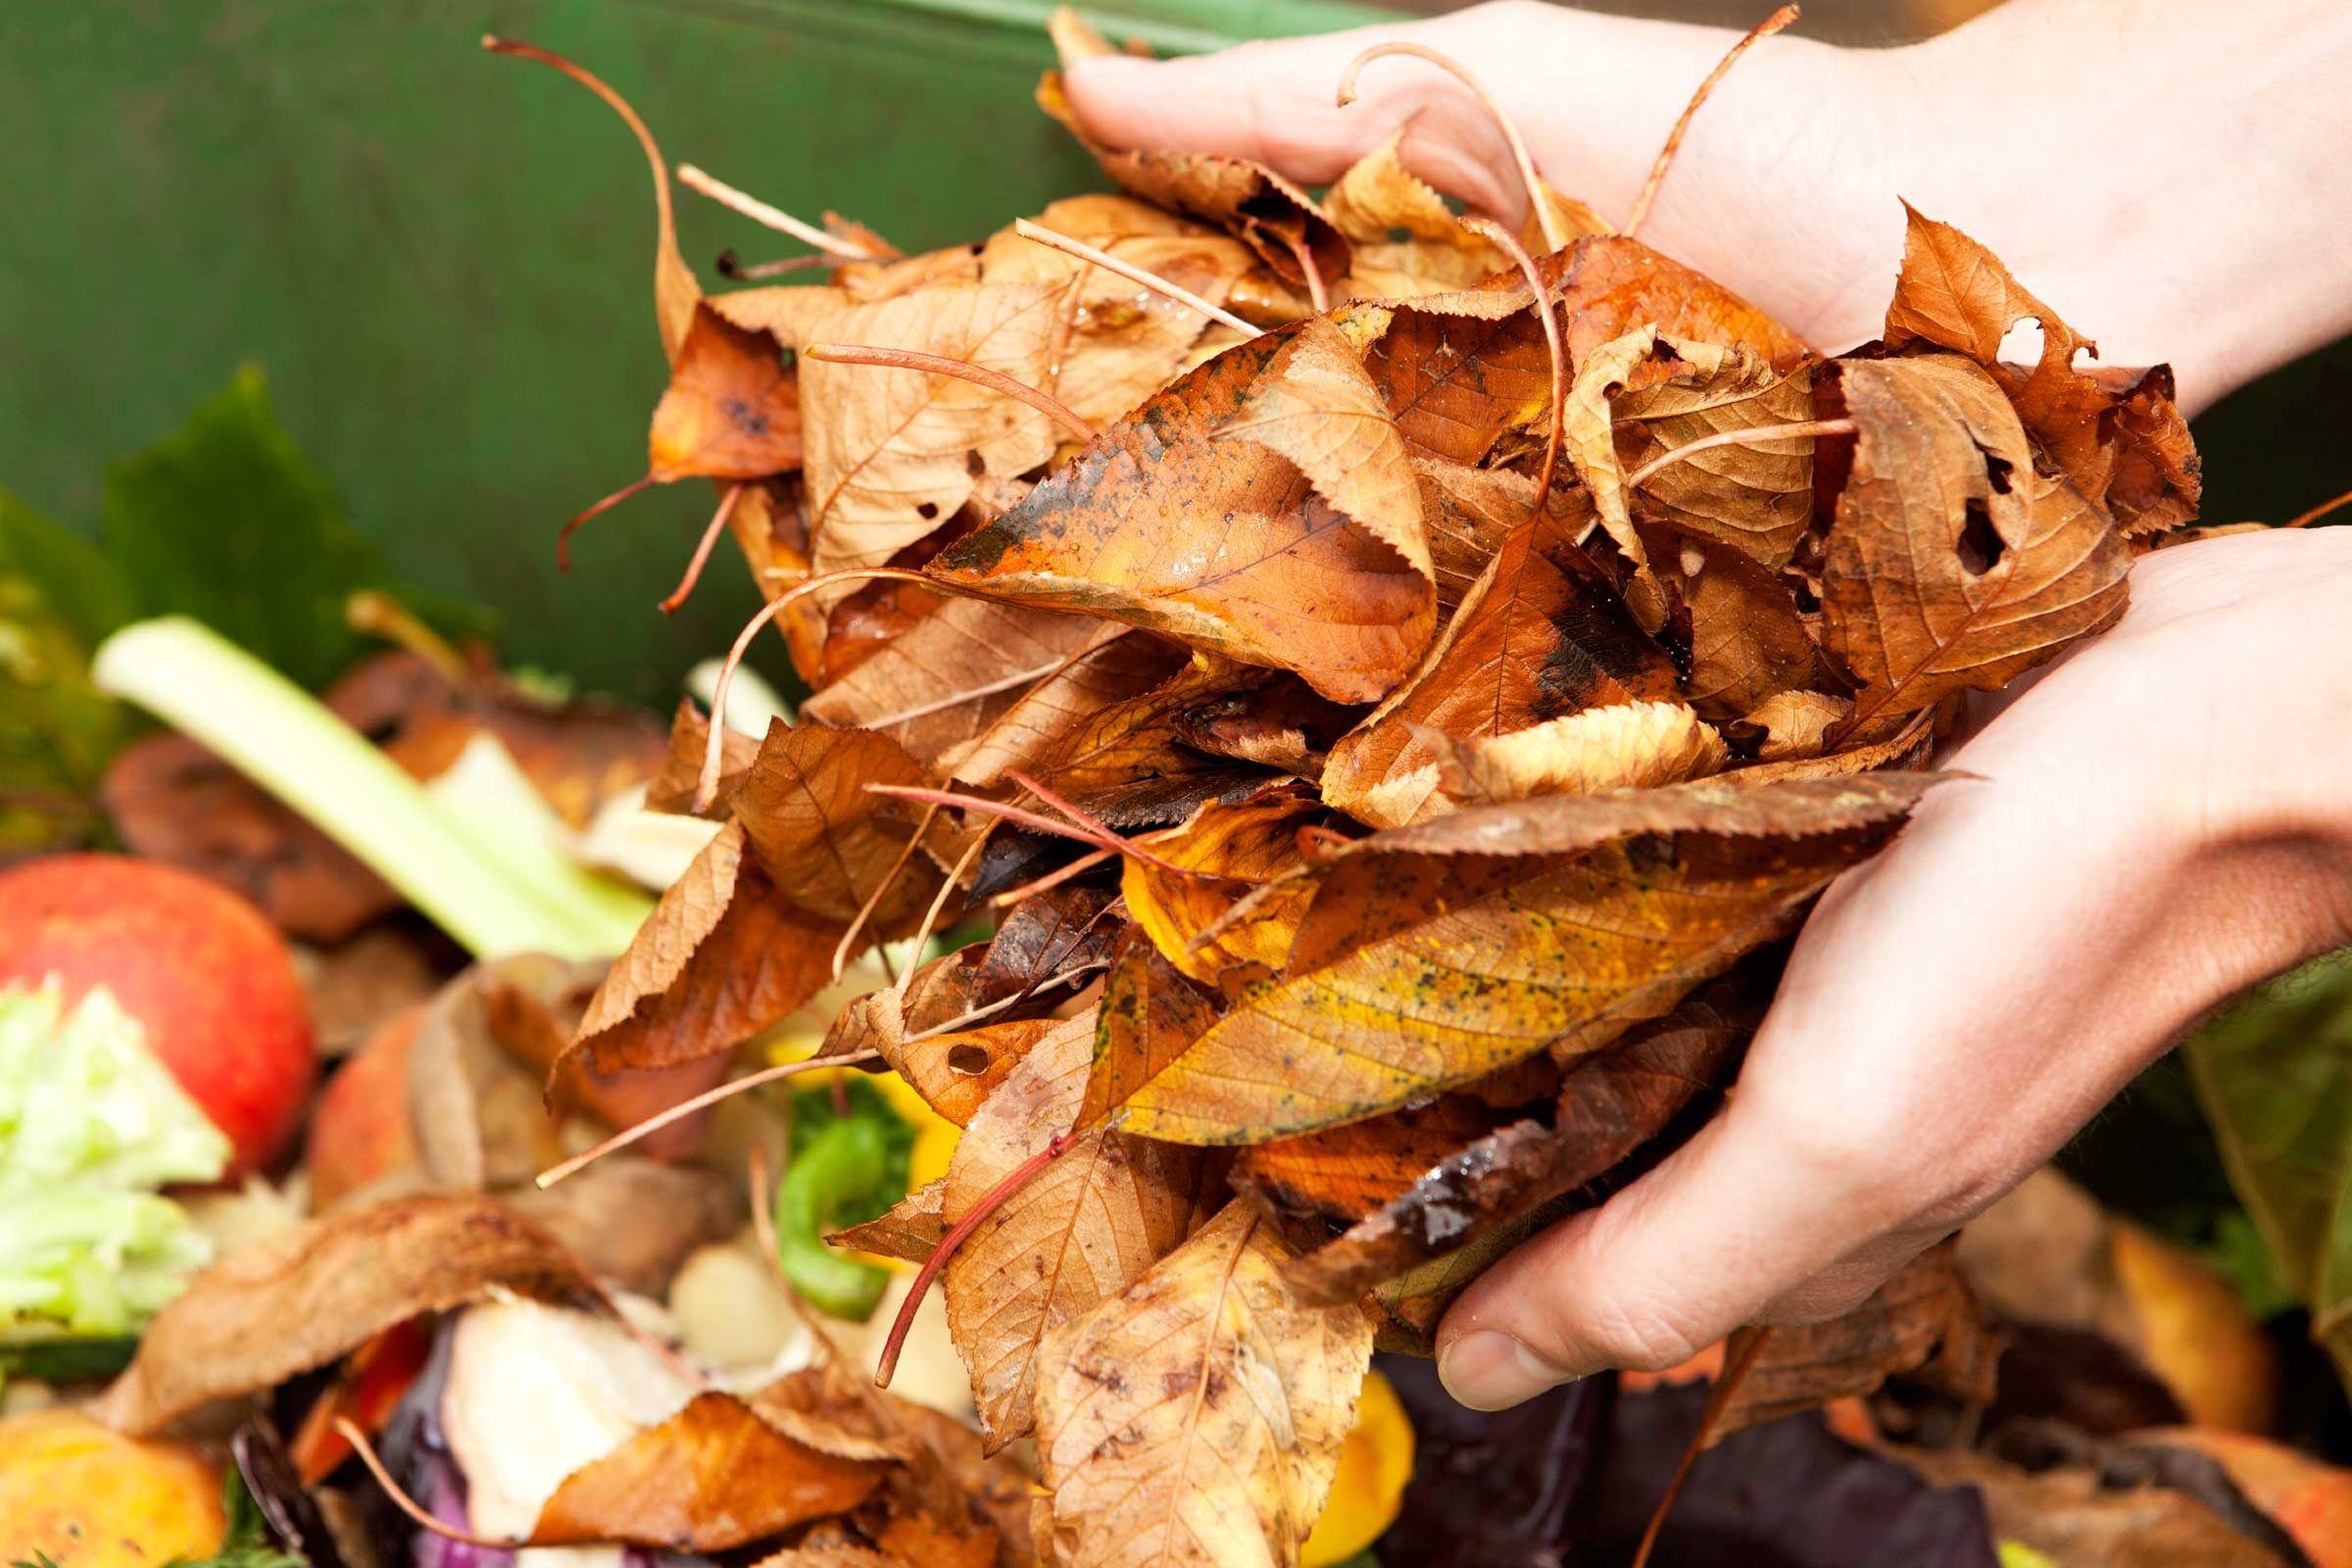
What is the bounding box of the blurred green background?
[4,0,2343,705]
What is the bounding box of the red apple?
[306,1002,425,1208]
[0,854,317,1179]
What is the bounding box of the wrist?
[1894,0,2352,414]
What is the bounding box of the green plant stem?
[92,615,648,959]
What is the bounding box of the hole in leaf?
[1957,499,2004,575]
[965,449,987,477]
[1984,453,2015,495]
[916,501,940,520]
[947,1044,990,1076]
[1996,318,2045,368]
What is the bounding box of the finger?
[1432,1073,1898,1410]
[1059,16,1535,220]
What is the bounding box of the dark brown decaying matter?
[470,7,2205,1562]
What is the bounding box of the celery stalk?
[92,616,649,959]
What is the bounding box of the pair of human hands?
[1063,0,2352,1409]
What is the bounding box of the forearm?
[1894,0,2352,412]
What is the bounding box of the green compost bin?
[0,0,1388,707]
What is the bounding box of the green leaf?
[163,1470,306,1568]
[99,366,487,690]
[1,486,135,645]
[0,489,136,841]
[2186,948,2352,1393]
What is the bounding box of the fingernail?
[1437,1330,1578,1411]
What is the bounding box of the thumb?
[1059,17,1538,222]
[1431,1091,1892,1409]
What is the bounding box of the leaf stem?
[1631,1326,1775,1568]
[1625,5,1800,240]
[986,845,1117,908]
[875,1128,1079,1388]
[1338,43,1564,251]
[2285,484,2352,529]
[1285,230,1331,314]
[561,473,655,569]
[336,1416,521,1548]
[801,343,1099,444]
[1012,219,1257,336]
[833,802,940,981]
[534,1049,881,1190]
[697,565,939,810]
[1622,417,1854,491]
[677,163,884,260]
[717,247,830,281]
[1462,215,1565,520]
[660,483,744,614]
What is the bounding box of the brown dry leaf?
[1412,457,1596,615]
[1123,790,1321,985]
[648,303,804,481]
[732,722,939,929]
[1036,70,1348,289]
[1711,1241,2002,1442]
[800,281,1071,587]
[1675,539,1840,721]
[1355,289,1556,467]
[509,1155,744,1295]
[1737,689,1853,761]
[830,1176,949,1265]
[98,1192,593,1435]
[750,1550,903,1568]
[1029,1199,1375,1568]
[531,1390,888,1548]
[1114,774,1936,1144]
[828,885,1123,1072]
[648,697,760,815]
[948,628,1192,789]
[1234,1095,1509,1230]
[404,961,567,1192]
[102,728,403,944]
[1082,926,1227,1129]
[886,1012,1065,1129]
[1899,1445,2294,1568]
[1882,202,2199,535]
[1023,654,1260,801]
[1320,511,1678,829]
[1614,341,1817,567]
[566,819,839,1080]
[1821,355,2131,733]
[1554,233,1810,373]
[358,658,671,831]
[1208,314,1432,583]
[1287,987,1751,1304]
[1168,676,1363,782]
[1558,325,1684,631]
[942,1005,1208,1448]
[801,601,1108,773]
[926,325,1436,705]
[980,193,1256,428]
[1326,124,1509,297]
[1355,235,1807,470]
[1420,700,1729,808]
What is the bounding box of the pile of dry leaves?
[369,7,2204,1562]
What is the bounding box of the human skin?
[1064,0,2352,1409]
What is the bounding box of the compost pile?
[449,7,2217,1563]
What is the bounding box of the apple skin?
[0,853,317,1179]
[306,1001,425,1208]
